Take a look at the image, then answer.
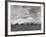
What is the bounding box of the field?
[11,23,41,31]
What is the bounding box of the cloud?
[11,5,41,25]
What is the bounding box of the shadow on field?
[11,23,41,31]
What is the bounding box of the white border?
[8,2,44,35]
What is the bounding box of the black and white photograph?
[6,1,45,35]
[11,5,41,31]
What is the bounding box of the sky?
[11,5,41,24]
